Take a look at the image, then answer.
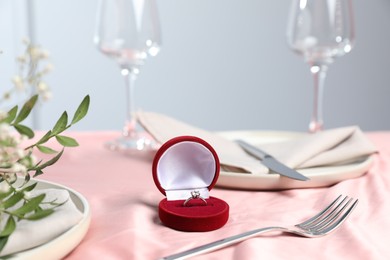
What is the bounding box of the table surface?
[37,131,390,260]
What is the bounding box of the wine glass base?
[309,121,323,133]
[105,134,159,157]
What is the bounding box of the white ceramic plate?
[10,179,91,259]
[216,131,373,190]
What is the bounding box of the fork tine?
[296,195,343,227]
[309,197,353,231]
[302,196,351,230]
[317,198,358,234]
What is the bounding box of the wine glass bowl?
[287,0,355,132]
[94,0,161,152]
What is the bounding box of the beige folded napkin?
[258,126,377,169]
[137,111,377,174]
[0,188,84,257]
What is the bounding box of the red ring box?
[152,136,229,232]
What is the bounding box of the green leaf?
[0,216,16,237]
[0,187,13,200]
[3,192,24,209]
[35,130,52,146]
[35,149,64,171]
[37,145,57,154]
[12,193,45,216]
[52,111,68,135]
[33,169,44,178]
[71,95,90,125]
[24,173,31,183]
[14,124,35,139]
[22,182,38,192]
[1,105,18,124]
[55,135,79,147]
[14,95,38,124]
[25,209,54,220]
[0,236,9,253]
[34,159,43,167]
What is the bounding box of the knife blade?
[236,140,309,181]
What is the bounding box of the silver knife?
[236,140,309,181]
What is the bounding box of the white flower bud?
[39,49,50,59]
[42,63,54,74]
[11,163,27,175]
[18,135,28,143]
[16,55,27,63]
[37,82,48,91]
[42,91,52,101]
[0,181,11,193]
[0,123,11,134]
[23,191,32,199]
[16,148,26,159]
[29,154,37,166]
[4,172,17,182]
[12,75,25,90]
[29,46,40,60]
[0,111,7,121]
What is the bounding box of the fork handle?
[160,226,285,260]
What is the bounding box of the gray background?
[1,0,390,132]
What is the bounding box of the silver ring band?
[183,190,207,206]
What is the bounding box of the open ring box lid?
[152,136,229,232]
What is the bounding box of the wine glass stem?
[121,66,139,137]
[309,64,328,133]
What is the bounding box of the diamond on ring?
[183,190,207,206]
[191,191,200,198]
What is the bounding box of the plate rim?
[9,179,91,259]
[215,130,374,190]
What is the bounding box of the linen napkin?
[0,188,84,257]
[258,126,377,169]
[137,111,377,174]
[138,111,269,175]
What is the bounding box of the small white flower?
[3,172,17,182]
[39,49,50,59]
[16,54,27,63]
[12,75,25,90]
[0,111,8,121]
[18,135,28,144]
[42,63,54,74]
[11,163,27,175]
[0,123,11,136]
[29,46,40,60]
[37,82,48,91]
[42,91,52,101]
[16,148,26,159]
[29,154,37,166]
[19,153,37,168]
[0,181,11,193]
[23,191,32,199]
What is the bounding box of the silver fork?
[160,195,358,260]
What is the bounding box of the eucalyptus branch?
[0,40,90,254]
[25,94,90,151]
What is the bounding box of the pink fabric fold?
[34,131,390,260]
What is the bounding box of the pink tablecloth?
[38,131,390,260]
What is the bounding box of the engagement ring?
[183,190,207,206]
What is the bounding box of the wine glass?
[286,0,355,132]
[94,0,161,152]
